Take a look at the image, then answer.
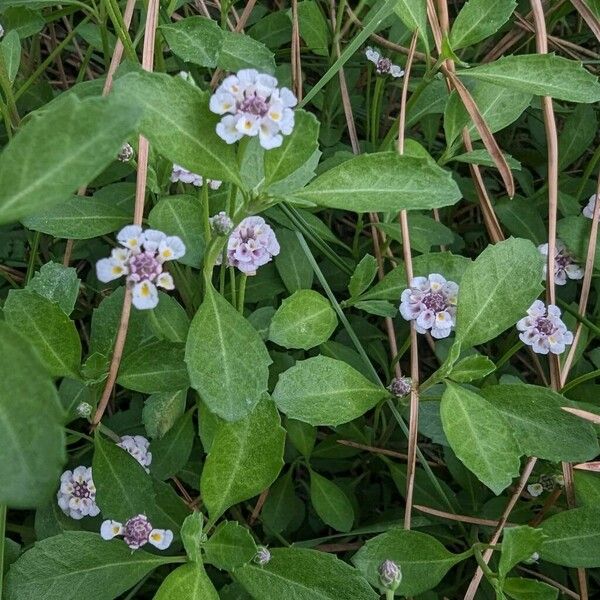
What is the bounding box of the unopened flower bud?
[118,143,134,162]
[523,552,539,565]
[388,377,411,398]
[76,402,93,418]
[554,474,565,487]
[209,211,233,236]
[254,545,271,565]
[379,559,401,591]
[538,474,555,492]
[527,483,544,497]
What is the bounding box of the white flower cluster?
[210,69,297,149]
[517,300,573,355]
[101,514,172,551]
[365,47,404,78]
[399,274,458,339]
[171,163,222,189]
[117,435,152,473]
[57,466,100,520]
[538,240,583,285]
[96,225,185,310]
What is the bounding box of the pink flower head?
[517,300,573,355]
[101,514,172,551]
[96,225,185,310]
[365,47,404,78]
[209,69,297,150]
[57,466,100,520]
[399,274,458,339]
[219,216,280,275]
[170,163,222,189]
[117,435,152,473]
[538,240,583,285]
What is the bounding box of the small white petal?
[158,236,186,261]
[156,272,175,290]
[142,229,167,252]
[117,225,144,250]
[132,281,159,310]
[96,258,125,283]
[101,520,124,540]
[148,528,173,550]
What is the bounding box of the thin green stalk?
[202,184,211,242]
[237,274,247,313]
[385,590,394,600]
[370,76,385,145]
[495,339,524,370]
[0,504,6,596]
[103,0,137,63]
[229,267,237,306]
[0,56,20,129]
[15,16,93,101]
[556,298,600,337]
[26,231,40,284]
[561,368,600,393]
[576,143,600,201]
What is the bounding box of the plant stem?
[202,184,211,242]
[103,0,137,63]
[561,368,600,393]
[26,231,40,284]
[237,274,247,313]
[0,504,6,595]
[385,590,395,600]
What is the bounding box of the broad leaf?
[235,547,378,600]
[455,237,543,347]
[4,532,175,600]
[349,254,378,298]
[441,382,521,494]
[154,563,219,600]
[296,0,329,56]
[458,54,600,103]
[394,0,429,53]
[28,262,80,315]
[262,470,304,534]
[114,71,241,185]
[218,30,276,73]
[143,389,187,439]
[4,289,81,378]
[0,322,65,508]
[292,153,461,212]
[268,289,337,350]
[274,228,314,292]
[200,399,285,520]
[503,577,558,600]
[150,411,195,480]
[272,356,388,426]
[93,433,156,522]
[558,104,597,169]
[0,95,140,224]
[310,470,354,532]
[450,0,516,49]
[160,16,223,68]
[481,384,599,462]
[352,528,467,596]
[448,354,495,383]
[541,507,600,567]
[204,521,257,571]
[186,285,272,421]
[499,526,546,579]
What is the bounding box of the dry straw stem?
[517,566,581,600]
[571,0,600,43]
[291,0,302,101]
[92,0,160,428]
[413,504,515,528]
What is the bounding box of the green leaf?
[274,228,314,292]
[4,289,81,378]
[268,290,337,350]
[496,198,547,246]
[450,0,516,49]
[0,322,65,508]
[0,94,140,224]
[204,520,257,571]
[448,354,495,383]
[262,470,302,533]
[264,110,320,186]
[349,254,378,298]
[499,526,545,580]
[575,471,600,507]
[292,153,461,212]
[22,194,131,239]
[296,0,329,56]
[235,547,378,600]
[92,433,156,522]
[181,512,204,563]
[148,195,205,268]
[450,149,521,170]
[558,104,597,169]
[143,389,187,439]
[394,0,429,53]
[272,356,388,426]
[150,411,195,480]
[286,418,317,457]
[1,29,21,82]
[154,563,219,600]
[540,507,600,567]
[113,71,241,185]
[159,16,223,68]
[458,55,600,103]
[310,470,354,532]
[503,577,558,600]
[376,215,455,254]
[558,216,600,270]
[441,382,520,494]
[200,399,285,520]
[352,528,467,596]
[28,262,80,315]
[4,532,175,600]
[354,300,398,317]
[455,237,544,348]
[186,285,272,421]
[117,341,189,394]
[218,31,276,73]
[149,293,190,344]
[481,384,599,462]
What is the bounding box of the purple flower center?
[377,58,392,73]
[555,252,571,269]
[421,291,447,313]
[536,317,557,336]
[72,481,92,499]
[129,251,162,282]
[239,93,269,117]
[123,515,152,548]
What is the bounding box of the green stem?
[103,0,137,63]
[561,368,600,393]
[202,184,211,241]
[556,298,600,337]
[0,58,19,129]
[495,339,524,370]
[26,231,40,284]
[576,143,600,201]
[237,274,247,313]
[0,504,6,595]
[385,590,395,600]
[370,76,385,145]
[229,267,237,306]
